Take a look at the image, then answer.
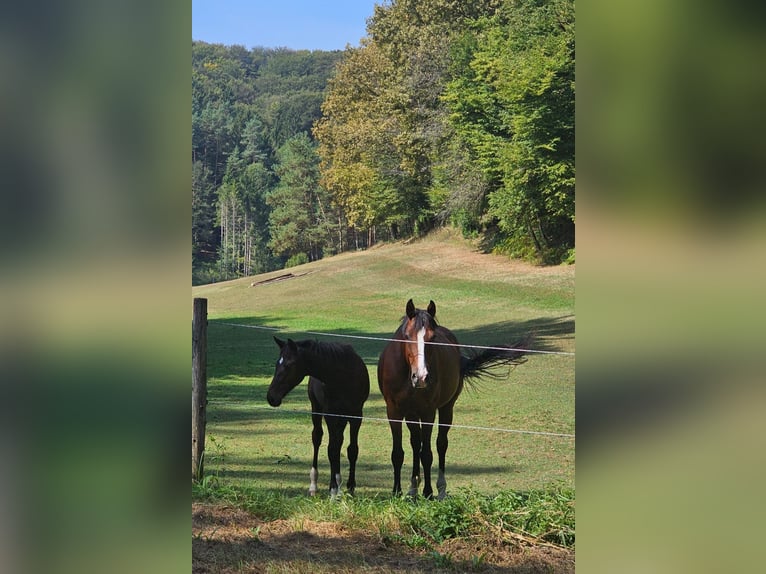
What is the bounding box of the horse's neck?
[434,326,458,344]
[300,345,337,385]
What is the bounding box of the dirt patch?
[193,502,574,573]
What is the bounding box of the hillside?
[193,229,574,350]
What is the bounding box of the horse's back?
[348,347,371,402]
[429,326,463,405]
[354,360,371,405]
[433,326,462,370]
[434,325,459,347]
[310,346,369,415]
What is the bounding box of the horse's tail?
[460,336,533,387]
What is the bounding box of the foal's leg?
[406,420,422,497]
[387,406,404,496]
[309,412,323,496]
[345,416,362,495]
[326,415,347,498]
[435,403,455,500]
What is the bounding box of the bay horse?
[266,337,370,497]
[377,299,529,499]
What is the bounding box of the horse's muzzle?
[410,373,429,389]
[266,392,282,407]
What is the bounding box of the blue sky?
[192,1,380,51]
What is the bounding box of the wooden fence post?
[192,297,208,481]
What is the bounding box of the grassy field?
[192,229,574,497]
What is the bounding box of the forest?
[192,0,574,285]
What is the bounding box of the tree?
[267,133,336,262]
[444,0,574,262]
[192,42,343,280]
[192,160,217,263]
[314,42,403,241]
[317,0,506,242]
[238,160,274,275]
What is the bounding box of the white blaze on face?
[415,326,429,382]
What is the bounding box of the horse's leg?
[327,416,347,499]
[406,420,421,497]
[435,403,455,500]
[419,413,435,500]
[309,412,323,496]
[346,416,362,495]
[387,406,404,496]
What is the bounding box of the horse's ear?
[427,300,436,318]
[274,336,285,348]
[287,338,298,351]
[406,298,416,319]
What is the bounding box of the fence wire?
[216,321,575,357]
[209,403,575,439]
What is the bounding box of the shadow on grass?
[193,518,427,573]
[213,452,521,491]
[206,379,265,399]
[207,410,287,427]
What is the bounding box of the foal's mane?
[298,339,357,361]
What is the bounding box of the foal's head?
[266,337,305,407]
[401,299,437,389]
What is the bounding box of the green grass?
[193,229,574,521]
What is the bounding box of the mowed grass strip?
[193,229,574,496]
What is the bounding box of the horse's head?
[266,337,305,407]
[401,298,437,389]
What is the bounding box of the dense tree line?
[192,42,345,283]
[192,0,574,284]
